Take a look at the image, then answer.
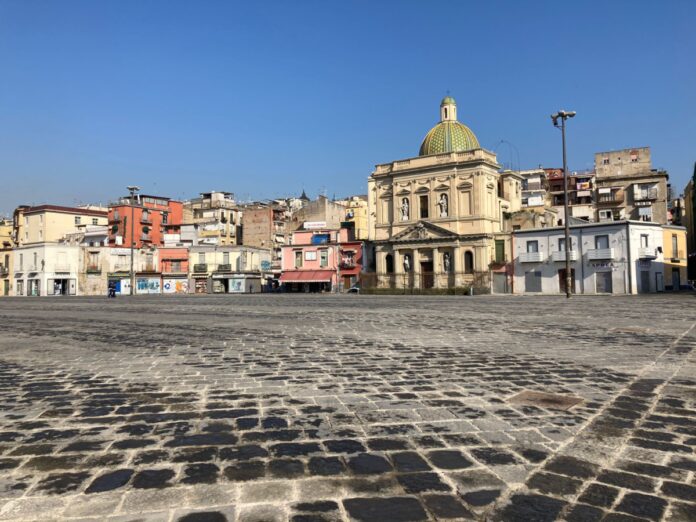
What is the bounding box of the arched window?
[385,254,394,274]
[464,251,474,274]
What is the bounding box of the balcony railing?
[54,265,71,272]
[0,267,8,277]
[638,247,657,259]
[217,263,232,272]
[140,215,152,224]
[141,265,157,273]
[86,265,101,273]
[141,234,152,242]
[587,248,615,260]
[519,252,544,263]
[669,251,685,262]
[194,263,208,273]
[551,250,579,262]
[597,192,625,205]
[114,263,130,272]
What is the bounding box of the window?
[385,254,394,274]
[305,251,317,261]
[75,216,81,225]
[419,195,429,219]
[33,253,37,269]
[672,234,678,258]
[559,238,573,251]
[495,240,505,263]
[92,218,98,225]
[599,210,613,221]
[320,249,328,267]
[526,241,539,253]
[19,254,23,270]
[171,261,181,272]
[223,252,230,265]
[595,235,609,250]
[640,234,649,248]
[294,251,303,268]
[464,251,474,274]
[602,158,609,165]
[113,210,119,220]
[118,254,126,267]
[198,252,205,264]
[162,212,168,224]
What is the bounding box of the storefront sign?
[304,221,327,230]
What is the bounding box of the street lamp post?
[126,185,140,296]
[551,111,576,298]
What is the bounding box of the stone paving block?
[239,480,295,504]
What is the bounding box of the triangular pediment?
[392,221,458,242]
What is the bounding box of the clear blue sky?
[1,1,694,214]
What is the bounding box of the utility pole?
[127,186,140,296]
[551,111,576,298]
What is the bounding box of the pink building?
[279,225,362,292]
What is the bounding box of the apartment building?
[594,147,669,224]
[108,194,183,248]
[182,191,242,246]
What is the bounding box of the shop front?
[193,275,209,294]
[279,269,335,293]
[136,277,161,294]
[162,277,189,294]
[48,277,76,296]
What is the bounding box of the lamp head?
[126,185,140,193]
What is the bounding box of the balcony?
[140,215,152,224]
[141,234,152,242]
[140,265,157,273]
[114,264,130,272]
[597,192,624,205]
[669,251,685,262]
[194,263,208,273]
[86,265,101,274]
[634,188,658,201]
[54,265,71,273]
[587,248,615,260]
[519,252,544,263]
[638,247,657,259]
[0,266,8,277]
[217,263,232,272]
[551,250,579,262]
[340,261,356,269]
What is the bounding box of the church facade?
[367,97,522,292]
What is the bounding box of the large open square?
[0,295,694,522]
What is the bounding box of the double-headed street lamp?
[126,185,140,296]
[551,110,576,299]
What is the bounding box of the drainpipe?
[626,222,633,294]
[579,228,585,294]
[510,233,515,294]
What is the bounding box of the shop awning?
[279,270,335,283]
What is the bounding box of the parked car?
[346,283,360,294]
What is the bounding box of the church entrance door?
[420,261,434,289]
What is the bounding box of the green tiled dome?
[419,120,480,156]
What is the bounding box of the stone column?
[432,247,439,288]
[454,246,462,287]
[412,248,421,289]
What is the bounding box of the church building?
[367,96,522,292]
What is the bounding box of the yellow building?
[13,205,108,246]
[367,96,522,292]
[336,195,369,240]
[663,225,688,290]
[0,219,12,296]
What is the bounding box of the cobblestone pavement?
[0,295,694,522]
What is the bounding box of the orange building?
[108,195,183,248]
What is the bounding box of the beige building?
[367,96,522,292]
[12,205,108,246]
[594,147,669,224]
[663,225,688,290]
[0,219,12,296]
[189,245,271,294]
[182,191,242,246]
[336,195,369,240]
[288,196,346,233]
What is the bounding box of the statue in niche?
[439,193,448,217]
[443,252,451,272]
[401,198,409,221]
[403,254,411,272]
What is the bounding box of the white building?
[513,220,665,295]
[13,243,80,296]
